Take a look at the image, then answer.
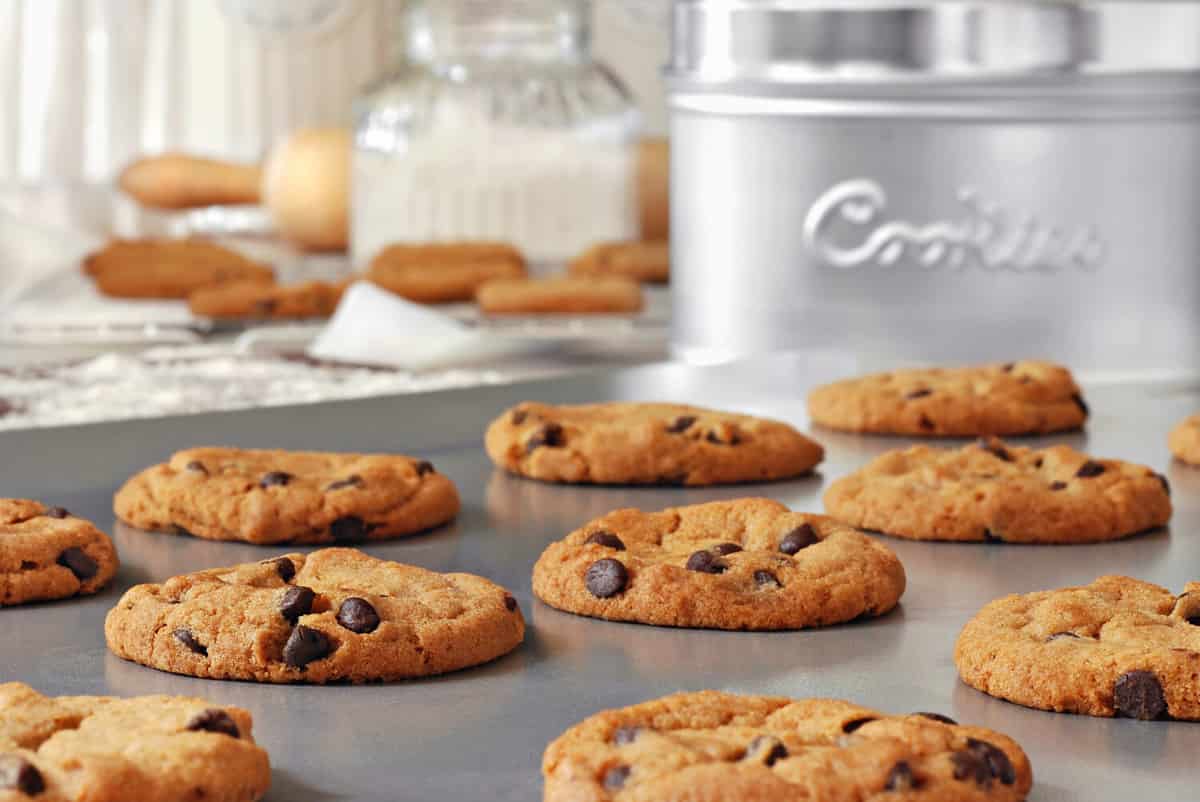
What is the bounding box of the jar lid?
[668,1,1200,85]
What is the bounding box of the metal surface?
[667,2,1200,374]
[1,353,1198,801]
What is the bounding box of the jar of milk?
[352,0,642,267]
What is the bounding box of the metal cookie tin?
[667,1,1200,375]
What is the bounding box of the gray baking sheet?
[1,353,1197,801]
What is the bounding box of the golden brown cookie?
[808,361,1088,436]
[0,500,118,607]
[114,447,459,545]
[0,682,270,802]
[105,548,525,683]
[83,239,274,299]
[543,690,1032,802]
[1168,413,1200,466]
[824,439,1170,543]
[187,279,349,320]
[366,242,526,303]
[532,499,905,630]
[486,402,823,486]
[476,276,644,315]
[568,241,669,284]
[956,576,1200,720]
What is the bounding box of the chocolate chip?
[884,760,918,791]
[173,524,194,537]
[1002,362,1015,372]
[1072,393,1090,417]
[1047,631,1081,641]
[744,735,788,766]
[705,429,741,445]
[967,738,1016,786]
[55,547,98,581]
[666,415,696,433]
[1050,481,1068,491]
[326,475,363,491]
[685,550,727,574]
[711,542,743,555]
[337,597,381,634]
[185,460,208,475]
[279,586,316,623]
[977,438,1012,461]
[283,625,333,668]
[1076,460,1105,478]
[44,507,69,519]
[173,628,207,656]
[754,570,782,588]
[330,515,368,543]
[603,765,630,790]
[919,415,935,431]
[1154,472,1171,496]
[950,749,992,785]
[526,422,564,453]
[1185,616,1200,627]
[842,716,876,733]
[779,523,818,555]
[1033,457,1044,468]
[0,754,44,795]
[982,529,1002,543]
[19,561,36,571]
[914,712,957,725]
[415,460,435,476]
[186,709,240,738]
[269,557,296,582]
[584,531,625,550]
[612,726,641,745]
[906,388,933,399]
[260,471,292,488]
[1113,670,1167,720]
[585,558,628,598]
[504,595,519,612]
[510,409,528,425]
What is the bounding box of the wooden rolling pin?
[119,133,669,250]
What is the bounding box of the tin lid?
[668,1,1200,85]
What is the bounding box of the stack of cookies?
[5,357,1196,802]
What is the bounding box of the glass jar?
[352,0,642,267]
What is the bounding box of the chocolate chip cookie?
[83,239,275,300]
[0,682,270,801]
[1,499,118,607]
[532,498,905,630]
[114,447,459,545]
[568,241,670,284]
[824,438,1171,543]
[808,361,1088,436]
[543,690,1032,801]
[486,402,824,486]
[476,276,644,315]
[1168,413,1200,466]
[366,242,526,303]
[105,548,524,683]
[188,279,349,320]
[956,575,1200,720]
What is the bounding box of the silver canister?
[667,1,1200,376]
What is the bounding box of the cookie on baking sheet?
[808,361,1088,436]
[366,241,526,303]
[188,278,349,320]
[568,240,669,284]
[824,438,1170,544]
[114,447,459,545]
[105,548,525,683]
[956,575,1200,720]
[83,238,274,299]
[0,500,118,607]
[1168,413,1200,466]
[476,276,643,315]
[542,690,1032,802]
[486,402,823,486]
[532,499,904,630]
[0,682,270,801]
